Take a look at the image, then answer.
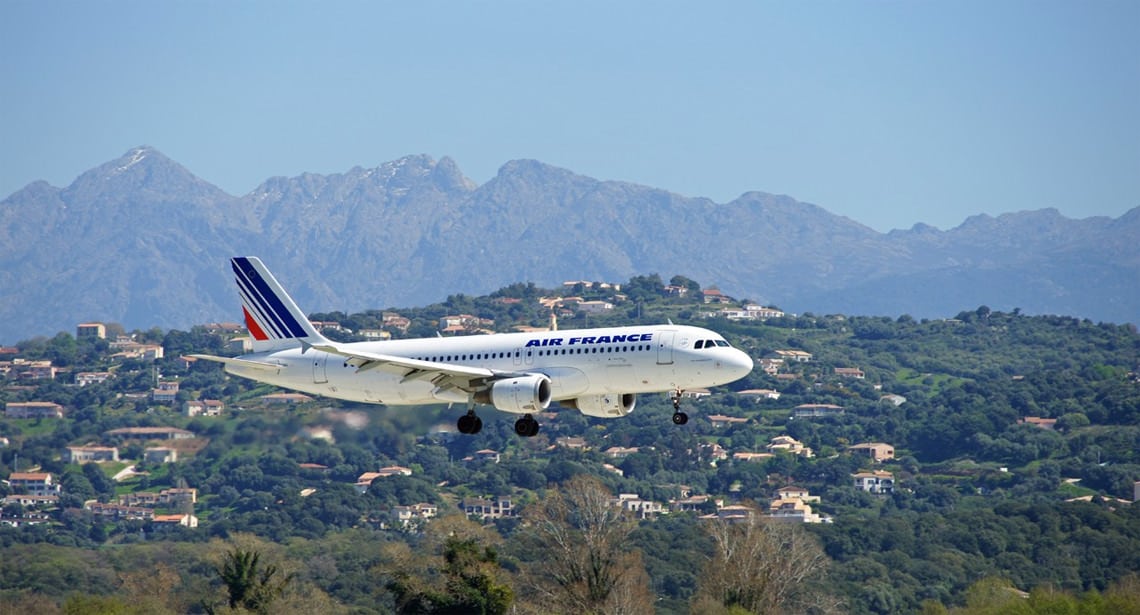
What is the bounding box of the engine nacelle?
[477,374,552,414]
[563,393,636,419]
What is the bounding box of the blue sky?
[2,1,1137,232]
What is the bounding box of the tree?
[694,509,835,614]
[379,514,514,614]
[515,475,653,614]
[210,547,294,614]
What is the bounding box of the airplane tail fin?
[231,256,327,351]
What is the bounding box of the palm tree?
[213,547,293,613]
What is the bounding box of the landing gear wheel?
[514,414,540,437]
[457,410,483,435]
[670,389,688,425]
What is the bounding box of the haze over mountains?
[2,146,1137,342]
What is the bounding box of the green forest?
[1,274,1139,614]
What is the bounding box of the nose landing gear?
[670,389,689,425]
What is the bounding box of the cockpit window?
[715,340,730,347]
[694,340,704,349]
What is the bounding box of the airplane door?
[656,330,676,365]
[513,348,523,367]
[312,351,328,384]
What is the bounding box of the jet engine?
[477,374,552,414]
[563,393,636,418]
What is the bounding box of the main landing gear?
[671,389,689,425]
[457,408,483,435]
[514,414,540,438]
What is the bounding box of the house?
[66,446,120,463]
[465,449,501,464]
[5,402,64,419]
[698,442,729,463]
[707,504,755,523]
[758,358,784,375]
[184,399,224,417]
[775,486,820,504]
[355,466,414,493]
[702,289,734,304]
[75,372,113,386]
[853,470,895,494]
[382,313,411,332]
[849,442,895,462]
[1018,416,1058,430]
[143,447,178,463]
[110,341,164,361]
[106,427,194,440]
[602,463,624,476]
[462,496,515,519]
[732,452,774,463]
[86,502,154,521]
[612,494,665,519]
[744,305,784,319]
[707,414,748,428]
[577,300,614,314]
[774,350,812,363]
[359,329,391,340]
[11,360,57,380]
[226,337,253,353]
[152,381,180,403]
[604,446,641,459]
[792,404,845,419]
[4,494,59,509]
[562,280,620,291]
[738,389,781,401]
[681,388,711,399]
[76,322,107,339]
[768,498,825,523]
[713,305,785,320]
[766,436,814,458]
[880,393,908,406]
[153,513,199,528]
[834,367,865,379]
[202,322,245,335]
[670,494,722,513]
[392,503,438,527]
[554,436,588,450]
[120,488,197,507]
[310,320,347,333]
[6,472,61,496]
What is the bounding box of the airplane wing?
[308,341,527,395]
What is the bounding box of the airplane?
[191,257,754,437]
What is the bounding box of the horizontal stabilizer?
[186,354,282,372]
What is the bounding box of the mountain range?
[1,146,1137,342]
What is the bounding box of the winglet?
[231,257,327,351]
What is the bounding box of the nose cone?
[723,349,754,382]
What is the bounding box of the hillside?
[2,146,1138,343]
[1,277,1139,613]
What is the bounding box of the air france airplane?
[191,257,754,437]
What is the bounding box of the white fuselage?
[225,324,752,407]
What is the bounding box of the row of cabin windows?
[412,344,654,364]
